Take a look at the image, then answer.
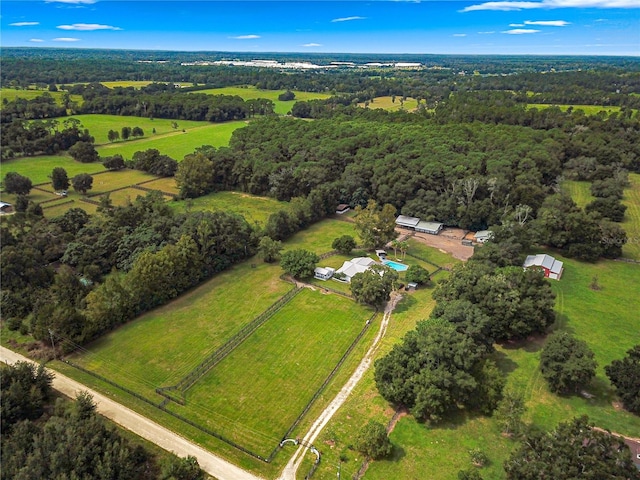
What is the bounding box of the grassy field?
[169,288,372,456]
[357,96,419,112]
[282,218,362,254]
[138,177,180,195]
[96,121,247,160]
[621,173,640,260]
[527,103,622,115]
[1,154,105,185]
[67,114,210,145]
[170,190,286,226]
[97,187,173,207]
[193,86,332,115]
[562,180,593,209]
[70,261,292,399]
[0,88,82,107]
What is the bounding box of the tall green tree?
[175,153,215,198]
[107,129,119,142]
[494,390,526,436]
[3,172,32,195]
[280,249,319,279]
[332,235,356,255]
[351,264,398,307]
[355,420,392,460]
[71,173,93,194]
[504,416,637,479]
[540,332,597,394]
[258,236,283,263]
[605,345,640,414]
[50,167,69,191]
[353,200,397,249]
[68,141,99,163]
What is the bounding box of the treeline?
[72,83,275,121]
[1,92,67,121]
[0,117,93,159]
[1,361,203,480]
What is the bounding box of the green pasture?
[193,86,332,115]
[621,173,640,260]
[168,288,372,455]
[1,155,104,185]
[67,114,210,145]
[96,121,247,160]
[97,187,172,207]
[357,96,419,112]
[562,180,593,209]
[0,88,82,107]
[42,198,98,217]
[171,191,286,226]
[282,218,362,255]
[69,261,292,399]
[527,103,621,115]
[137,177,180,195]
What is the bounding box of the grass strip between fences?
[267,310,378,463]
[157,285,303,402]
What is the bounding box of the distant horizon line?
[4,46,640,58]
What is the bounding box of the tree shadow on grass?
[388,443,406,462]
[498,334,546,353]
[392,294,418,315]
[492,350,519,375]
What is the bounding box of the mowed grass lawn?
[357,96,419,112]
[562,180,593,209]
[173,288,372,455]
[68,114,210,145]
[171,191,286,226]
[96,121,247,160]
[1,155,105,185]
[0,88,83,107]
[282,218,362,254]
[527,103,622,115]
[621,173,640,260]
[194,86,332,115]
[69,261,292,399]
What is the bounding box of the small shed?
[415,220,443,235]
[523,254,564,280]
[336,204,350,215]
[0,202,13,213]
[395,215,420,229]
[314,266,335,281]
[375,249,387,259]
[406,282,418,291]
[474,230,493,243]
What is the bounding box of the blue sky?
[2,0,639,56]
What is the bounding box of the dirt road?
[277,293,403,480]
[0,346,263,480]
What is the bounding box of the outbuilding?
[523,254,564,280]
[415,220,443,235]
[395,215,421,229]
[474,230,493,243]
[336,204,351,215]
[314,267,335,281]
[0,202,13,214]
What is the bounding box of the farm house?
[335,257,378,283]
[523,254,564,280]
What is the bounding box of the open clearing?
[0,88,83,107]
[621,173,640,260]
[526,103,622,115]
[357,96,419,112]
[96,121,246,160]
[194,86,332,115]
[170,190,287,226]
[562,180,594,209]
[0,154,105,185]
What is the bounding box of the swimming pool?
[382,259,409,271]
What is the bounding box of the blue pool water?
[383,259,409,271]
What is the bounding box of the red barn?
[523,254,564,280]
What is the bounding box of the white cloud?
[302,43,323,47]
[10,22,40,27]
[502,28,541,33]
[478,31,496,34]
[30,38,45,42]
[510,23,526,26]
[462,0,640,12]
[57,23,121,31]
[524,19,571,25]
[453,33,468,36]
[230,35,260,40]
[53,37,81,41]
[331,16,367,22]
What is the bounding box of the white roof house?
[314,267,335,281]
[474,230,493,243]
[415,220,443,235]
[395,215,421,228]
[335,257,378,283]
[523,254,564,280]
